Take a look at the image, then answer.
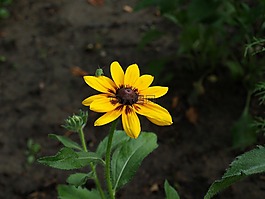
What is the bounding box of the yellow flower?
[82,61,173,138]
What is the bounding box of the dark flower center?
[116,87,138,105]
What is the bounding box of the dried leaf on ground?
[87,0,104,6]
[150,183,159,192]
[123,5,133,13]
[185,106,198,124]
[70,66,89,77]
[171,96,179,108]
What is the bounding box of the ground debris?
[87,0,104,6]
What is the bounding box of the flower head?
[82,61,173,138]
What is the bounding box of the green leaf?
[66,172,93,187]
[111,132,158,191]
[204,146,265,199]
[164,180,180,199]
[164,13,179,25]
[254,81,265,104]
[0,55,6,62]
[38,147,103,170]
[49,134,82,151]
[27,155,35,164]
[225,61,244,79]
[58,185,101,199]
[231,110,257,149]
[96,130,130,158]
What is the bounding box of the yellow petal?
[133,75,154,91]
[146,116,172,126]
[124,64,140,86]
[82,94,108,106]
[83,75,117,93]
[140,86,168,99]
[90,96,119,113]
[110,61,124,88]
[94,108,122,126]
[122,106,141,138]
[135,102,173,126]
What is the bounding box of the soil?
[1,0,265,199]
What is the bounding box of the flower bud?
[62,110,88,132]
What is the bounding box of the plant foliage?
[111,132,158,191]
[205,146,265,199]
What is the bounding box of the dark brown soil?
[1,1,265,199]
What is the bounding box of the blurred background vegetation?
[0,0,12,19]
[135,0,265,148]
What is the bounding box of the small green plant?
[252,81,265,134]
[254,81,265,105]
[25,139,41,164]
[0,55,6,62]
[231,37,265,148]
[244,37,265,57]
[0,0,12,19]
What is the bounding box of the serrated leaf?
[49,134,82,151]
[204,146,265,199]
[67,172,93,187]
[164,180,180,199]
[78,151,105,165]
[96,130,130,158]
[58,185,101,199]
[111,132,158,191]
[38,147,103,170]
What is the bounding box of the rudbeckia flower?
[82,61,173,138]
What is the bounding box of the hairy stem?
[105,120,118,199]
[78,128,106,199]
[78,128,88,152]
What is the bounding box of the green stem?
[91,164,105,199]
[105,120,118,199]
[78,128,106,199]
[243,90,252,115]
[245,91,252,112]
[78,128,88,152]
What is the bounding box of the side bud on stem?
[62,110,88,132]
